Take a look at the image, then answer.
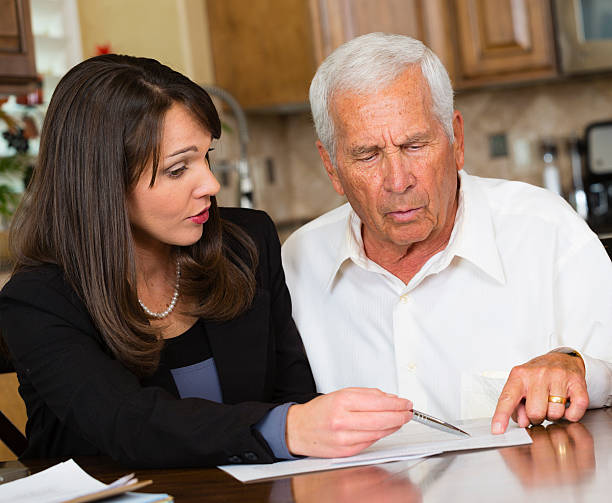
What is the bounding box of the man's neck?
[364,236,450,285]
[362,203,458,285]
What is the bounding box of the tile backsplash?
[212,73,612,238]
[457,73,612,192]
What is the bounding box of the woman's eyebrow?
[167,145,198,158]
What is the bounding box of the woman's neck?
[133,241,175,288]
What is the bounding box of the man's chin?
[383,232,432,251]
[384,221,432,245]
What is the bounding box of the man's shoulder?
[283,203,351,251]
[466,173,598,257]
[469,173,583,224]
[282,203,351,276]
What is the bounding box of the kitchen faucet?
[200,85,254,208]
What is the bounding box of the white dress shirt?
[282,171,612,421]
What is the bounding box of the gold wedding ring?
[548,395,567,405]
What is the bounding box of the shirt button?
[228,455,242,463]
[243,451,258,462]
[406,362,417,371]
[400,294,409,304]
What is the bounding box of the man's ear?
[316,140,345,196]
[452,110,465,172]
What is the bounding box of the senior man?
[282,33,612,434]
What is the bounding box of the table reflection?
[290,464,422,503]
[500,421,595,487]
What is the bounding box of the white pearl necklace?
[138,260,181,319]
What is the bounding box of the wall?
[457,73,612,192]
[76,0,214,84]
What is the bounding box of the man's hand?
[286,388,413,458]
[491,352,588,434]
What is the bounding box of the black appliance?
[584,121,612,235]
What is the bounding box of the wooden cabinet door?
[207,0,318,110]
[0,0,37,95]
[452,0,556,86]
[207,0,437,110]
[207,0,559,109]
[310,0,426,63]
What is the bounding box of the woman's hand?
[286,387,413,458]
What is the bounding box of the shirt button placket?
[393,292,428,411]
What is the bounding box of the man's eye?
[168,166,187,178]
[405,144,424,151]
[359,153,378,162]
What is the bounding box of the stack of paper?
[0,459,172,503]
[219,417,532,482]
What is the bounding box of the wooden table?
[24,408,612,502]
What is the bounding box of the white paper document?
[0,459,169,503]
[219,417,532,482]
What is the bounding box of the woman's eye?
[167,166,187,178]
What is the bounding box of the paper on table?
[0,459,171,503]
[331,417,529,466]
[219,453,430,483]
[219,417,532,482]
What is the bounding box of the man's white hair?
[309,32,454,165]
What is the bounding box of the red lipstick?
[189,208,209,225]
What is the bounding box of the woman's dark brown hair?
[9,54,257,376]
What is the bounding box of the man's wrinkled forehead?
[330,66,434,140]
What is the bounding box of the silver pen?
[411,409,471,437]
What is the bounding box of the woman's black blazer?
[0,208,317,468]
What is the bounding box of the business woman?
[0,55,412,468]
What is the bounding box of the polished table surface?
[24,408,612,502]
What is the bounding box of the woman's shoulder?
[3,263,62,289]
[218,207,277,250]
[0,264,98,340]
[218,207,281,277]
[218,207,274,234]
[0,264,81,311]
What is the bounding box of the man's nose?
[382,151,415,193]
[193,162,221,199]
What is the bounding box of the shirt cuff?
[552,347,612,408]
[254,403,299,460]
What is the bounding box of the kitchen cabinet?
[206,0,429,110]
[310,0,427,65]
[0,0,37,96]
[206,0,558,110]
[207,0,318,110]
[449,0,557,87]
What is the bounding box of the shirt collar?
[323,209,366,291]
[451,170,506,284]
[324,170,506,290]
